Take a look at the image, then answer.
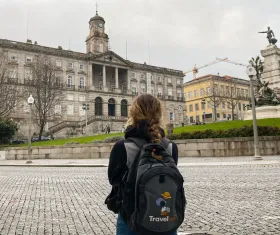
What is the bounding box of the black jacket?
[108,122,179,187]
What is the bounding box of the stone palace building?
[0,11,185,138]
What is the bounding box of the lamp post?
[82,103,89,135]
[27,94,34,164]
[246,65,262,160]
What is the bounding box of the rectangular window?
[158,76,161,82]
[237,88,240,96]
[67,75,73,88]
[207,87,211,94]
[170,112,174,121]
[195,103,199,111]
[79,95,85,102]
[10,54,17,61]
[225,86,229,95]
[67,105,74,115]
[168,78,171,83]
[168,87,172,96]
[223,113,226,119]
[177,79,180,85]
[177,91,181,97]
[222,102,225,109]
[54,105,61,114]
[238,103,241,111]
[141,74,144,79]
[245,89,249,97]
[68,62,73,69]
[26,56,33,62]
[201,102,205,110]
[79,64,84,70]
[141,83,146,93]
[132,72,136,78]
[56,60,62,67]
[158,87,162,96]
[184,93,187,99]
[207,101,211,109]
[241,89,245,97]
[194,90,198,97]
[99,81,103,90]
[188,91,192,99]
[67,94,74,100]
[79,77,85,88]
[217,113,220,118]
[200,89,205,96]
[189,104,193,112]
[132,87,137,94]
[220,85,224,95]
[79,106,85,116]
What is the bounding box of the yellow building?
[184,74,251,123]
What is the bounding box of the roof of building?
[89,13,105,23]
[0,38,183,77]
[184,74,250,86]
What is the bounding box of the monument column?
[103,65,108,91]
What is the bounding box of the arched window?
[95,97,103,116]
[121,99,128,117]
[108,98,116,116]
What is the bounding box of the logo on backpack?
[156,192,172,216]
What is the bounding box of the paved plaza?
[0,159,279,234]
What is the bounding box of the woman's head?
[127,94,163,143]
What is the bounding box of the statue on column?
[259,27,277,45]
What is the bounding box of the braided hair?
[127,94,163,143]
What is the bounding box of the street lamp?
[246,65,262,160]
[27,94,34,164]
[82,103,89,135]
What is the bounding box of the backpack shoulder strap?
[161,138,173,156]
[124,137,147,168]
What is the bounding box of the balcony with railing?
[66,84,75,90]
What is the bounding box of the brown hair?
[127,94,162,143]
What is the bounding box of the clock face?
[98,22,103,28]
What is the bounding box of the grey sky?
[0,0,279,82]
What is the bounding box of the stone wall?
[3,136,280,160]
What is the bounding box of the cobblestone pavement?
[0,165,279,235]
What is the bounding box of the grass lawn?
[173,118,280,134]
[3,118,280,147]
[12,132,123,147]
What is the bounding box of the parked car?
[32,136,51,142]
[11,139,25,144]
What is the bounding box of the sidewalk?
[0,156,279,167]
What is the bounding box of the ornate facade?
[0,12,185,138]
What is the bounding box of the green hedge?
[168,126,280,140]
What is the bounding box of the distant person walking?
[107,125,111,134]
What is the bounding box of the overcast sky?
[0,0,279,82]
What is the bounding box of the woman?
[108,94,179,235]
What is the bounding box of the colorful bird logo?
[156,192,172,216]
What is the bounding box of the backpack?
[121,137,186,235]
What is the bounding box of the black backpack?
[121,137,186,235]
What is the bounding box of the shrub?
[0,119,18,144]
[169,125,280,140]
[103,136,124,143]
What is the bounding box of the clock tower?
[86,10,109,54]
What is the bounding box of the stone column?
[115,67,121,93]
[127,70,131,94]
[88,63,95,90]
[103,65,108,91]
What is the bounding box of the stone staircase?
[48,115,128,135]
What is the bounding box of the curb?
[0,164,108,167]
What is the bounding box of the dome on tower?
[89,13,105,23]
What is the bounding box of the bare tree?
[25,55,64,140]
[206,77,224,121]
[223,79,243,120]
[0,51,21,118]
